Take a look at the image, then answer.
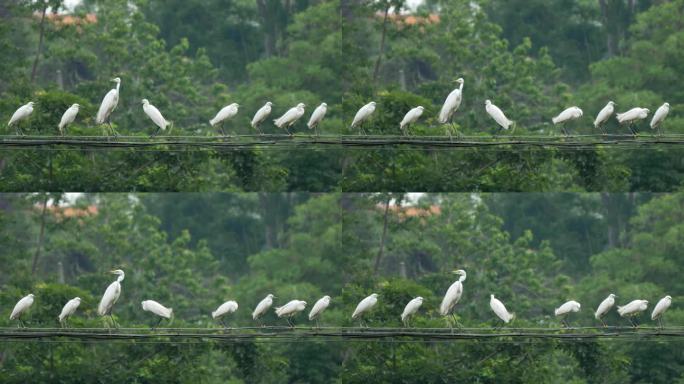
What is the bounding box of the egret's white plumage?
[275,300,307,318]
[594,101,615,131]
[58,104,80,135]
[617,299,649,320]
[594,294,616,326]
[58,297,82,325]
[307,103,327,134]
[650,103,670,131]
[438,78,464,124]
[352,293,379,324]
[10,294,34,323]
[252,294,275,320]
[490,294,514,323]
[401,296,424,327]
[485,100,513,131]
[439,269,466,316]
[7,102,35,130]
[651,295,672,321]
[212,300,239,319]
[141,300,173,329]
[274,103,305,134]
[308,295,331,321]
[399,106,424,135]
[142,99,170,136]
[552,106,583,125]
[98,269,124,317]
[210,103,239,128]
[616,108,650,124]
[350,102,376,133]
[95,77,121,133]
[554,300,581,326]
[251,102,273,133]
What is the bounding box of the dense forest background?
[1,0,684,191]
[0,192,682,382]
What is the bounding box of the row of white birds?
[5,77,672,137]
[7,269,674,329]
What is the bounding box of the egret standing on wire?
[58,104,80,136]
[552,106,583,136]
[98,269,125,328]
[352,293,378,327]
[275,299,307,327]
[438,78,464,138]
[7,101,35,135]
[616,107,649,136]
[252,293,275,326]
[274,103,305,135]
[594,101,615,134]
[401,297,424,328]
[209,103,239,136]
[650,102,670,136]
[554,300,581,327]
[9,293,34,328]
[439,269,466,328]
[95,77,121,136]
[485,100,513,134]
[594,293,617,327]
[399,106,424,136]
[651,295,672,329]
[617,299,648,327]
[490,294,514,326]
[308,295,331,328]
[350,102,376,135]
[58,297,82,328]
[251,102,273,135]
[307,102,327,136]
[142,99,170,137]
[212,300,239,328]
[141,300,173,329]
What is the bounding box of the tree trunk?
[372,4,391,84]
[31,2,48,83]
[373,195,391,275]
[31,194,49,276]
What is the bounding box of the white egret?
[141,300,173,329]
[552,106,583,136]
[142,99,170,137]
[7,101,35,135]
[594,101,616,134]
[251,102,273,134]
[350,102,376,135]
[9,293,34,327]
[400,296,424,328]
[594,293,617,327]
[399,106,424,136]
[209,103,239,136]
[252,293,275,326]
[212,300,239,328]
[616,107,649,136]
[438,78,464,137]
[650,102,670,136]
[351,293,378,327]
[58,104,80,136]
[307,102,327,136]
[95,77,121,136]
[58,297,82,328]
[439,269,466,328]
[490,294,514,325]
[651,295,672,328]
[274,103,306,135]
[485,100,513,134]
[554,300,581,327]
[617,299,648,327]
[275,299,307,327]
[308,295,331,328]
[98,269,124,328]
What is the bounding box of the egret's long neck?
[117,273,125,283]
[115,81,120,93]
[459,82,464,92]
[459,273,466,282]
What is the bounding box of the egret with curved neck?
[439,269,467,329]
[98,269,125,328]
